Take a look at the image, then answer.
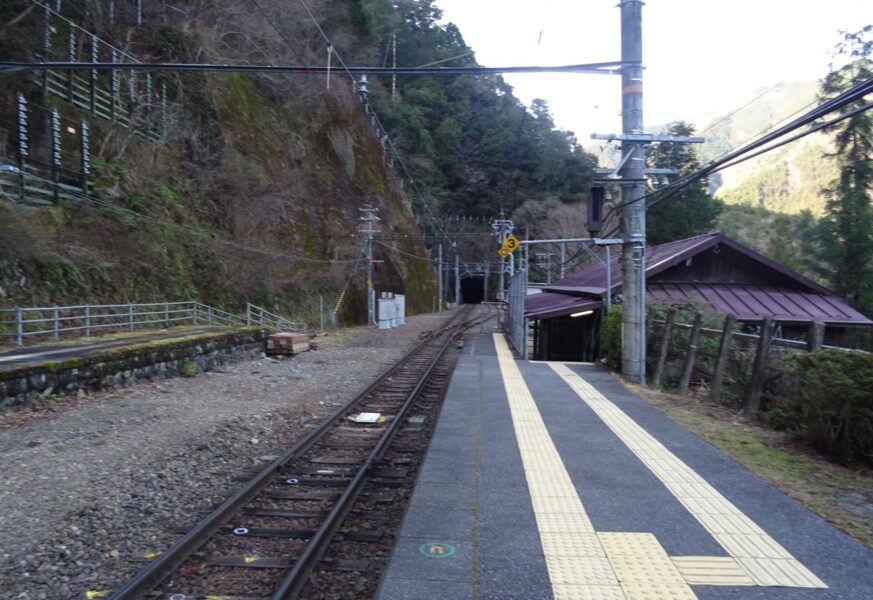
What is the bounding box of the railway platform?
[376,331,873,599]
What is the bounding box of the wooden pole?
[742,317,776,417]
[708,313,736,403]
[677,311,704,396]
[807,320,825,352]
[652,307,676,389]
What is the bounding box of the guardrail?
[0,301,302,345]
[245,303,306,333]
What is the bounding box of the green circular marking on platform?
[419,542,456,558]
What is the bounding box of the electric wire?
[250,0,309,66]
[375,239,433,262]
[0,61,624,76]
[293,0,449,240]
[605,74,873,219]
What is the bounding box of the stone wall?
[0,328,265,408]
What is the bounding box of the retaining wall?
[0,328,265,408]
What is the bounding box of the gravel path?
[0,312,455,600]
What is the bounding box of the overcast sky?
[435,0,870,144]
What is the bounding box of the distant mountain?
[697,81,836,215]
[587,81,836,216]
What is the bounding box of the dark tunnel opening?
[460,276,485,304]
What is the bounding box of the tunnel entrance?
[460,276,485,304]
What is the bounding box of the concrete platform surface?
[376,332,873,600]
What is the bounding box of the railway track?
[108,305,482,599]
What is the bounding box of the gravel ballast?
[0,312,455,599]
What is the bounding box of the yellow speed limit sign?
[499,234,520,256]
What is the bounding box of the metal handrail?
[0,300,300,345]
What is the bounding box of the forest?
[0,1,870,320]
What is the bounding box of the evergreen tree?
[645,121,723,244]
[814,26,873,314]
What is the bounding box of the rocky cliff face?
[0,0,435,324]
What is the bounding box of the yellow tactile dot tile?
[607,554,686,585]
[545,555,619,585]
[737,558,828,588]
[539,533,607,557]
[620,582,698,600]
[597,532,665,557]
[670,556,756,586]
[552,584,627,600]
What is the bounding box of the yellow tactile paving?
[547,362,828,590]
[597,532,665,557]
[493,335,700,599]
[671,557,756,586]
[552,584,626,600]
[493,335,624,598]
[540,533,607,557]
[619,582,698,600]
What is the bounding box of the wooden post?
[677,311,704,396]
[807,320,825,352]
[742,317,776,417]
[708,314,736,403]
[652,307,676,388]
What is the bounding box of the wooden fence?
[648,309,860,415]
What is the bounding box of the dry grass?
[622,377,873,551]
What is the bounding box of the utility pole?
[620,0,646,383]
[483,262,490,303]
[589,2,704,383]
[437,242,443,312]
[491,215,514,301]
[454,248,460,306]
[391,33,397,104]
[358,206,380,326]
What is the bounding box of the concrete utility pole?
[620,0,646,383]
[454,248,460,306]
[491,215,514,301]
[437,242,443,312]
[590,2,705,382]
[358,206,381,326]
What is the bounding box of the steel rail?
[273,313,466,598]
[109,312,466,599]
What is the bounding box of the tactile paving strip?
[671,556,756,586]
[548,362,828,590]
[494,335,621,597]
[494,336,701,600]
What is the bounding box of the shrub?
[180,362,199,378]
[780,349,873,463]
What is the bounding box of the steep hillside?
[698,81,837,215]
[0,0,436,323]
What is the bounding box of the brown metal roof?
[648,283,872,325]
[538,232,872,326]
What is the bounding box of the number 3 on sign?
[505,236,518,249]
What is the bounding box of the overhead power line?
[0,60,625,76]
[606,74,873,218]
